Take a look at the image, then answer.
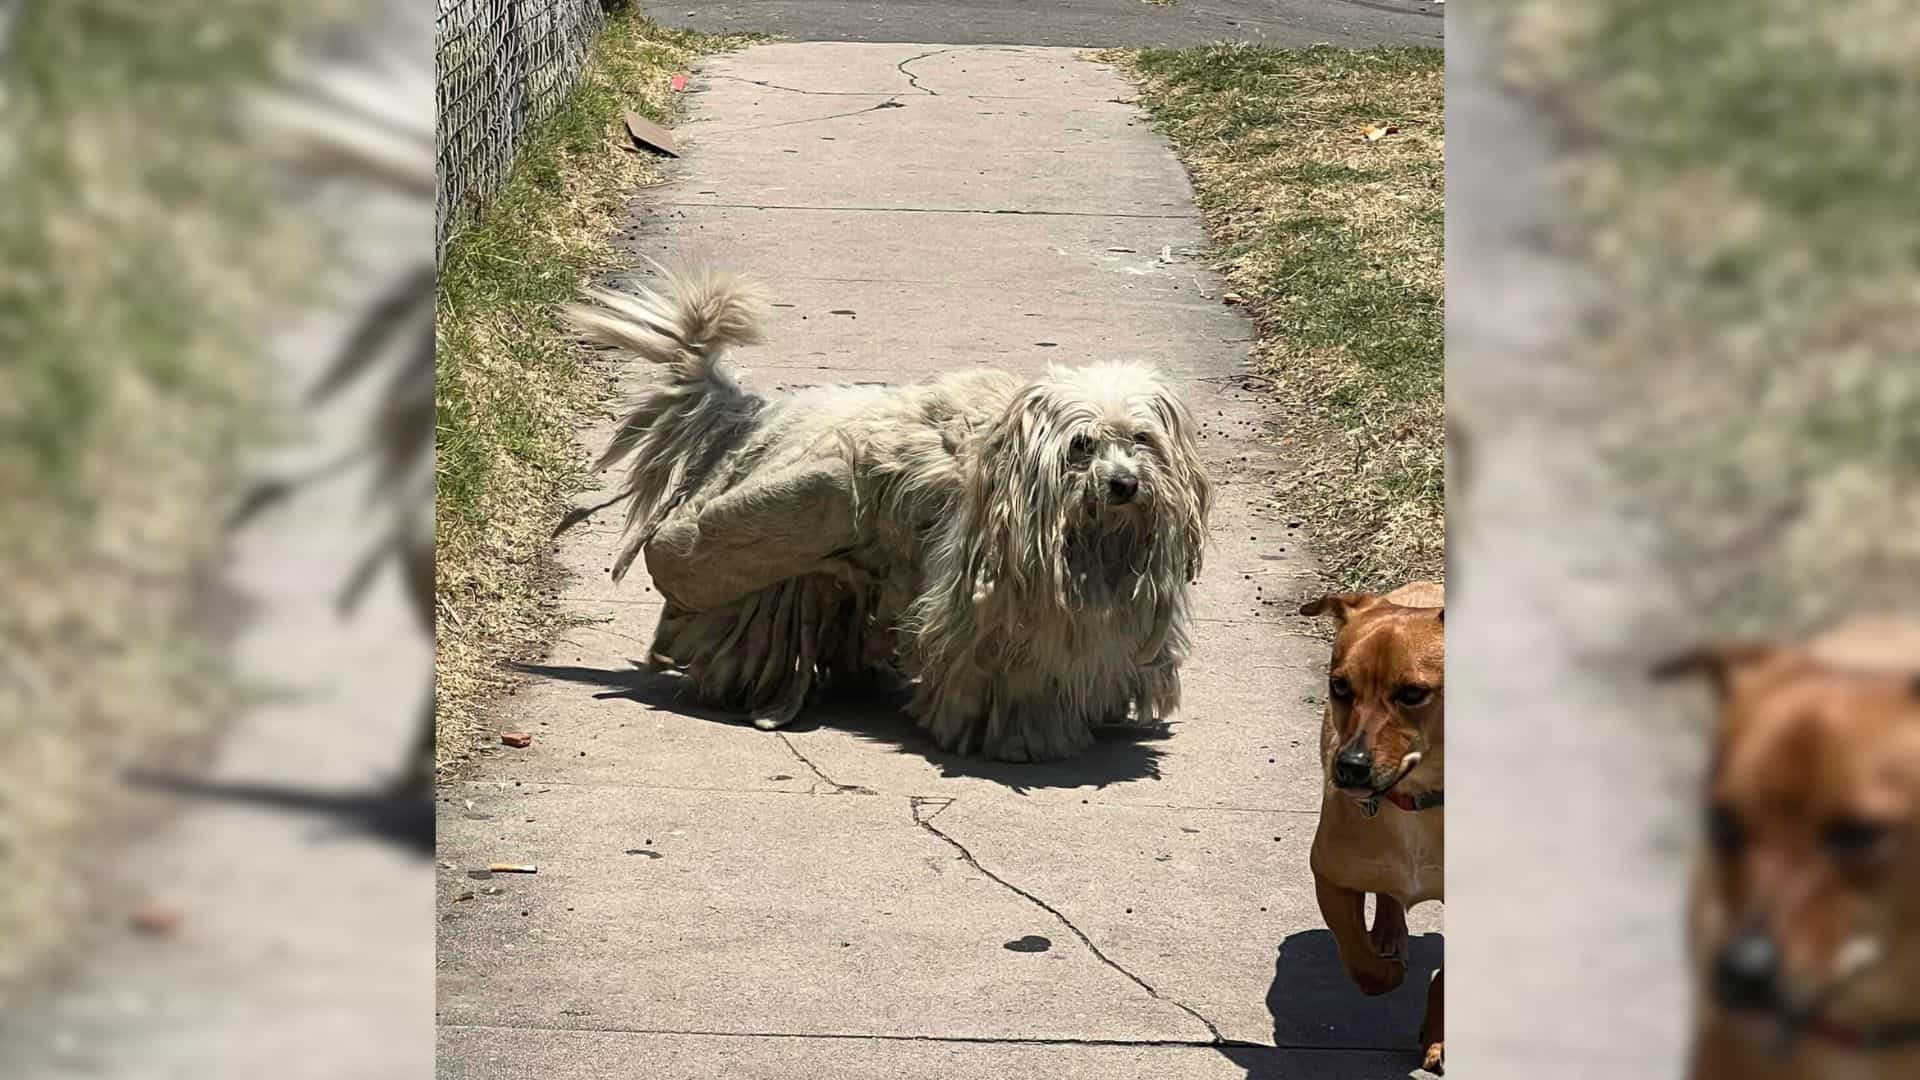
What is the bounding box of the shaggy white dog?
[562,268,1212,762]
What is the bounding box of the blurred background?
[0,0,432,1075]
[5,0,1914,1076]
[1449,0,1918,1076]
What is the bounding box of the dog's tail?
[564,265,767,386]
[557,267,771,579]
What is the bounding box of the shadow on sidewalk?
[1218,927,1442,1079]
[513,659,1170,791]
[121,769,435,856]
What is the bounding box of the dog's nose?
[1714,930,1782,1011]
[1333,747,1373,789]
[1108,475,1139,502]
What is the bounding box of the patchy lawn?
[1107,45,1444,591]
[434,14,755,768]
[1494,0,1920,634]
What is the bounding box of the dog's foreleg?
[992,699,1096,763]
[1316,877,1407,996]
[1134,591,1174,665]
[1420,967,1444,1073]
[1370,893,1410,969]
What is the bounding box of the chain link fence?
[436,0,610,261]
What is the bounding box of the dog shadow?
[511,660,1169,791]
[1217,928,1443,1079]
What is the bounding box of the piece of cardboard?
[623,111,678,158]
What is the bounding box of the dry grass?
[1494,0,1920,636]
[434,14,755,769]
[1107,45,1445,590]
[0,0,315,1004]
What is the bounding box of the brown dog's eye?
[1069,434,1092,457]
[1392,685,1432,708]
[1132,432,1151,445]
[1328,677,1353,702]
[1824,817,1895,864]
[1707,805,1745,856]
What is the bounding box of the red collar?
[1356,787,1444,816]
[1804,1014,1920,1051]
[1383,788,1444,812]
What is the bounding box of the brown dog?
[1662,616,1920,1080]
[1301,581,1444,1072]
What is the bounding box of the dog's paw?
[1369,927,1409,967]
[990,732,1039,763]
[1348,955,1406,996]
[1421,1040,1443,1074]
[990,718,1094,763]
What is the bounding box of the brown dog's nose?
[1333,746,1373,789]
[1108,475,1139,503]
[1714,930,1782,1011]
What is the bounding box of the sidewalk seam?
[443,1021,1417,1052]
[653,202,1192,220]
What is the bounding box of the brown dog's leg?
[1420,967,1444,1073]
[1316,878,1406,995]
[1686,1018,1775,1080]
[1370,893,1410,968]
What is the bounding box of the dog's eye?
[1068,434,1092,457]
[1328,677,1353,702]
[1707,805,1745,856]
[1392,685,1432,708]
[1824,817,1895,863]
[1132,432,1152,446]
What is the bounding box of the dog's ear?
[1139,382,1212,579]
[1650,642,1784,699]
[969,383,1073,608]
[1299,592,1382,626]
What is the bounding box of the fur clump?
[564,267,1213,761]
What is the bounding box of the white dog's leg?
[992,698,1097,763]
[1133,662,1183,724]
[912,662,993,758]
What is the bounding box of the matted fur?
[563,267,1213,761]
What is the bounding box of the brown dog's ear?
[1299,592,1382,626]
[1650,643,1783,699]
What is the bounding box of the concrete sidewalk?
[436,43,1440,1079]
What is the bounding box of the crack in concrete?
[894,47,958,96]
[777,733,875,795]
[908,797,1231,1045]
[708,74,896,97]
[709,98,908,135]
[909,794,955,823]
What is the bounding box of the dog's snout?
[1107,474,1139,503]
[1333,744,1373,789]
[1714,930,1782,1011]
